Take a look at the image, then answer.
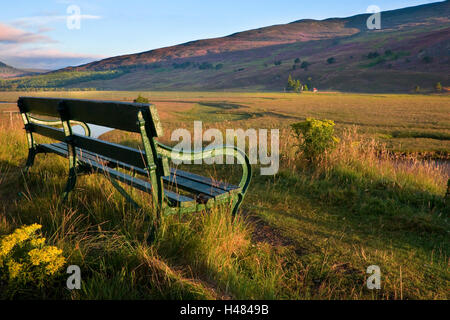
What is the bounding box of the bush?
[367,52,380,59]
[327,57,336,64]
[291,118,339,161]
[434,82,442,93]
[0,224,66,295]
[300,61,310,70]
[134,94,149,103]
[199,62,214,70]
[422,56,433,63]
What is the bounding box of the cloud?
[1,43,105,70]
[0,23,54,44]
[12,14,102,29]
[0,23,104,70]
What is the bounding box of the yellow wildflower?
[45,256,66,275]
[7,260,23,279]
[30,237,46,248]
[29,246,61,265]
[0,224,66,284]
[0,224,42,258]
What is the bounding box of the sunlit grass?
[0,91,448,299]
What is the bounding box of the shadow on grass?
[251,167,448,254]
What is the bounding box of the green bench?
[17,97,252,237]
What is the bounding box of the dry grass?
[0,91,448,299]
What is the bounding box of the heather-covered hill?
[2,1,449,92]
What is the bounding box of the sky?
[0,0,443,70]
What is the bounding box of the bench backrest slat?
[71,134,147,169]
[28,123,66,142]
[18,97,162,135]
[18,96,164,171]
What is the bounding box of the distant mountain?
[5,1,450,92]
[0,61,48,79]
[0,61,24,78]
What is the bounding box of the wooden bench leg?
[62,166,77,201]
[23,148,37,173]
[146,214,158,243]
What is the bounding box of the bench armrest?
[156,142,252,194]
[27,115,91,137]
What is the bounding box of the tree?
[286,74,295,91]
[300,61,310,70]
[294,80,302,93]
[294,58,301,64]
[434,82,442,93]
[274,60,282,66]
[286,75,302,93]
[414,85,420,93]
[327,57,336,64]
[303,84,309,91]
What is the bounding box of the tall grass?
[0,116,288,299]
[0,104,448,299]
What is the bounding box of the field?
[0,91,448,299]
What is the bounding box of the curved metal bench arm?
[28,115,91,137]
[156,141,252,214]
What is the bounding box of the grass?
[0,91,448,299]
[1,91,448,156]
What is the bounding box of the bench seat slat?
[46,142,239,198]
[38,143,194,207]
[170,168,238,192]
[38,143,237,205]
[84,159,195,207]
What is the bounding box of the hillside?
[2,1,449,92]
[0,61,47,79]
[0,61,25,78]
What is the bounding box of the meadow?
[0,91,448,299]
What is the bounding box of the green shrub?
[434,82,442,93]
[291,118,339,161]
[300,61,310,69]
[134,94,149,103]
[422,56,433,63]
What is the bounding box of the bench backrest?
[18,97,166,173]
